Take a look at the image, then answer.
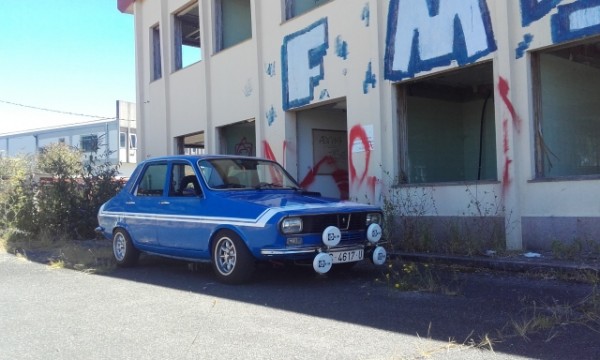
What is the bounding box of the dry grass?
[1,231,115,274]
[501,286,600,343]
[414,323,495,358]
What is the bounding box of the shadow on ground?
[102,252,600,360]
[8,241,600,360]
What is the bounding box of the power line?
[0,99,113,120]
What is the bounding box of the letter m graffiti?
[384,0,497,81]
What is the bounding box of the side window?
[285,0,331,20]
[214,0,251,52]
[170,163,201,197]
[136,163,168,196]
[533,40,600,178]
[151,24,162,80]
[173,2,201,70]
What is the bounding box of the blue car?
[96,155,386,283]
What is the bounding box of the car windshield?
[197,158,300,190]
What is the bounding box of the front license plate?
[330,249,364,264]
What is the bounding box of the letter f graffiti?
[282,18,329,110]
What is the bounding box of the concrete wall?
[128,0,600,251]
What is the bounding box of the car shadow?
[99,253,599,359]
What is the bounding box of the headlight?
[281,217,303,234]
[366,213,382,226]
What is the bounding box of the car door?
[155,161,212,256]
[124,161,169,247]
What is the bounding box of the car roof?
[140,154,272,163]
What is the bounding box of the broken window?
[80,135,99,153]
[214,0,251,52]
[397,62,497,184]
[533,40,600,178]
[151,24,162,80]
[173,3,201,70]
[284,0,331,20]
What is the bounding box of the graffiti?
[502,119,513,194]
[262,140,276,161]
[281,18,329,110]
[299,156,349,200]
[319,89,330,100]
[235,137,254,156]
[520,0,561,26]
[348,125,378,200]
[498,76,522,132]
[265,61,276,77]
[362,3,371,27]
[363,61,377,94]
[498,77,520,195]
[520,0,600,43]
[266,106,277,126]
[516,34,534,59]
[243,79,253,97]
[384,0,497,81]
[551,1,600,43]
[335,35,349,59]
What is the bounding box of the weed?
[375,258,462,295]
[502,286,600,342]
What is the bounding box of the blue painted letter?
[282,19,329,110]
[384,0,496,81]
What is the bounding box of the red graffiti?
[502,119,512,194]
[498,76,522,132]
[348,125,377,200]
[348,125,371,185]
[262,140,276,161]
[299,156,349,199]
[262,140,283,184]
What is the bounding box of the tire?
[211,230,255,284]
[112,229,139,267]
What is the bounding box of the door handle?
[159,201,170,205]
[125,201,135,205]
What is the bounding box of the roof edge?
[117,0,134,14]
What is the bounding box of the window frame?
[173,2,201,71]
[531,39,600,180]
[150,24,162,81]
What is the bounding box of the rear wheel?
[211,230,255,284]
[112,229,139,267]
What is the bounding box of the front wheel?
[211,230,255,284]
[113,229,139,267]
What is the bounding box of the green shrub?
[0,141,124,242]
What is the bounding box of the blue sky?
[0,0,135,134]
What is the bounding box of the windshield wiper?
[254,182,282,190]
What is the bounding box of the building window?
[80,135,99,153]
[120,132,126,148]
[397,62,497,184]
[174,3,201,70]
[151,24,162,80]
[284,0,331,20]
[214,0,251,52]
[130,133,137,149]
[533,39,600,179]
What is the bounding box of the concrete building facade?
[118,0,600,251]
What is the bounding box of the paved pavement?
[1,250,599,360]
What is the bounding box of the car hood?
[218,191,380,215]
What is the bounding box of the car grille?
[302,212,367,233]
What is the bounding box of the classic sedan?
[96,155,387,283]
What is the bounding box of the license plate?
[330,249,364,264]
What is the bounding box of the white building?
[0,100,137,177]
[118,0,600,252]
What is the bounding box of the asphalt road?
[1,251,599,360]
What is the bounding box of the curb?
[389,252,600,274]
